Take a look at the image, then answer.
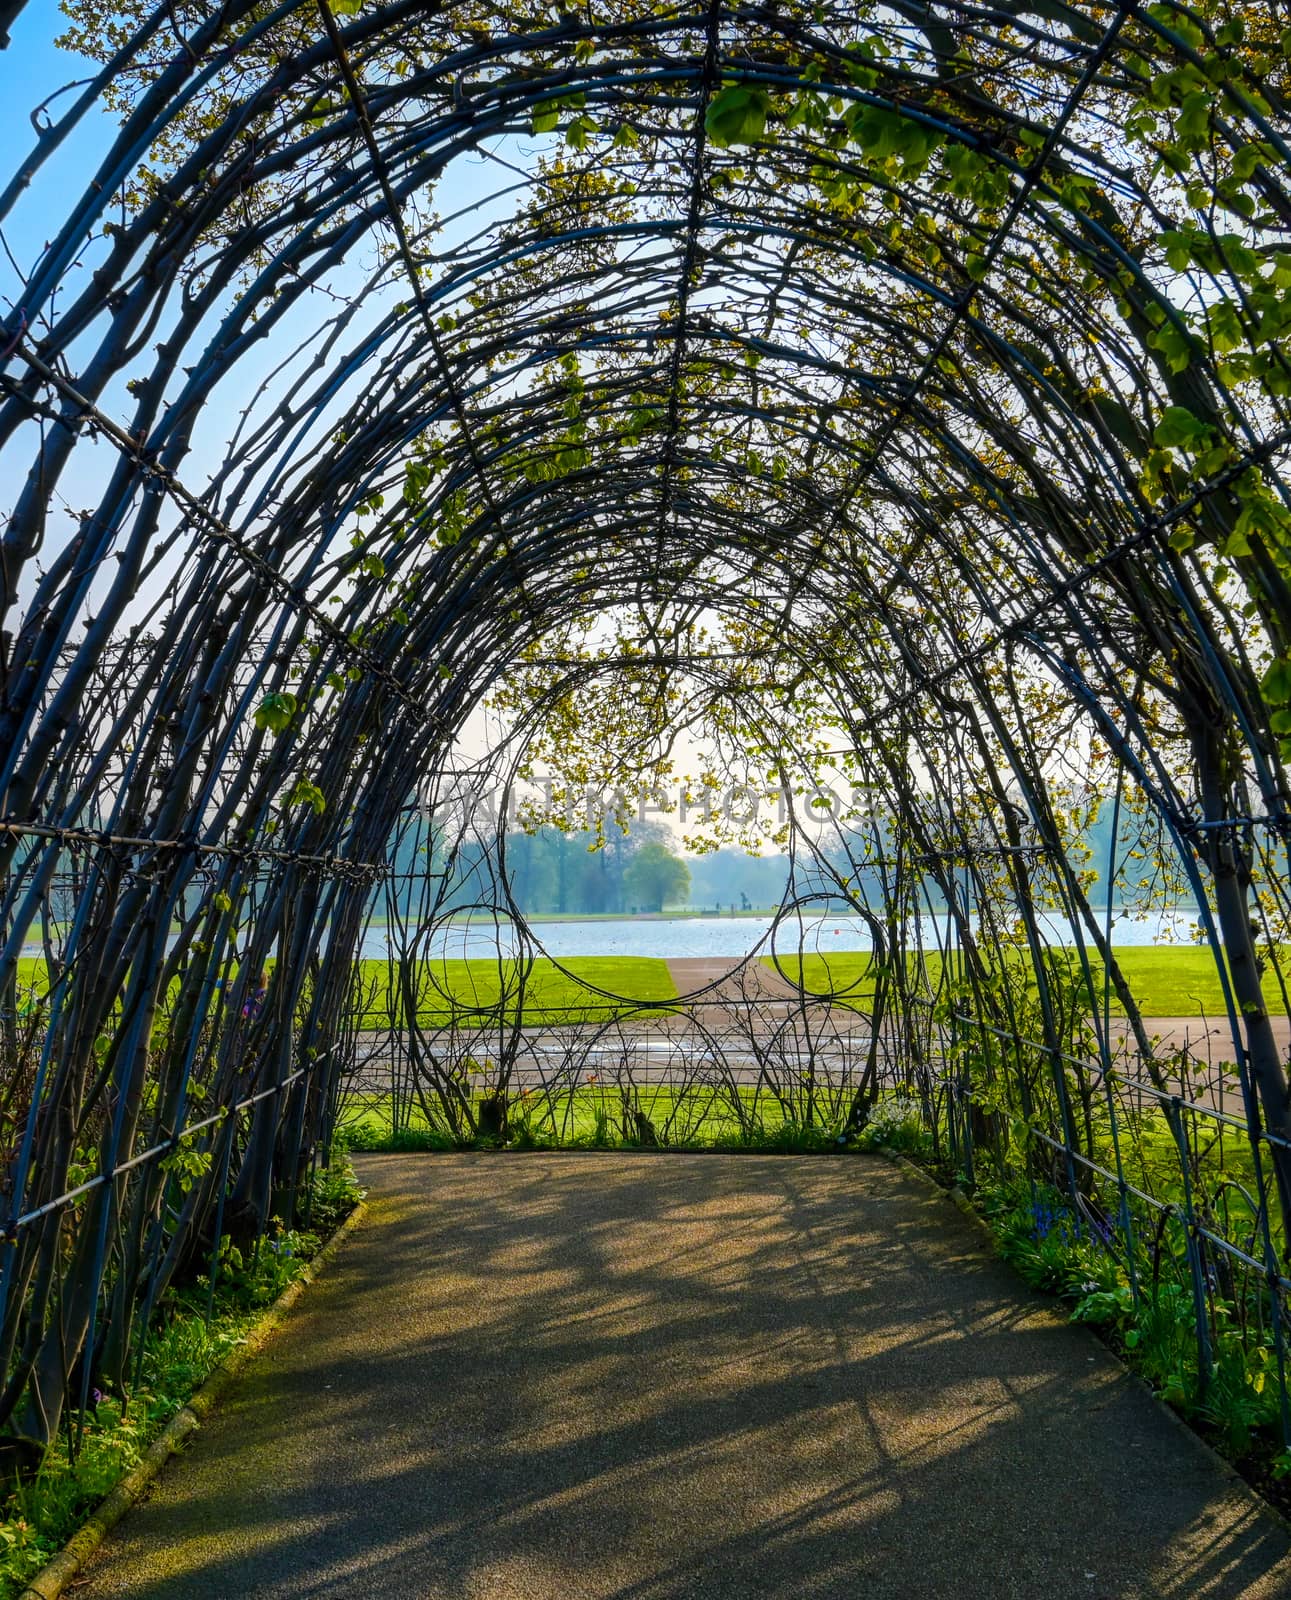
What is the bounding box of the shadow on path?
[77,1155,1291,1599]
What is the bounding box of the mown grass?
[1095,947,1235,1016]
[15,942,1261,1024]
[766,946,1254,1019]
[767,952,881,1003]
[351,956,678,1026]
[12,956,679,1029]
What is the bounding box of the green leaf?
[1263,657,1291,704]
[705,84,771,149]
[1174,89,1211,146]
[254,692,298,735]
[1147,4,1205,51]
[565,114,596,151]
[1207,300,1244,355]
[287,779,327,816]
[1152,405,1211,450]
[846,105,942,170]
[1147,319,1196,373]
[1220,525,1252,560]
[403,458,432,505]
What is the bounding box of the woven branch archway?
[3,0,1291,1451]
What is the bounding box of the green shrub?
[306,1156,365,1233]
[976,1177,1289,1475]
[855,1095,931,1157]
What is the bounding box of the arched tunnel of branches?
[3,0,1291,1463]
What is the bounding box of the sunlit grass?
[764,946,1253,1018]
[337,1083,864,1152]
[350,956,678,1025]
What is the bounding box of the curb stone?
[879,1148,1291,1538]
[17,1200,368,1600]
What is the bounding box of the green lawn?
[765,947,1253,1019]
[11,955,678,1028]
[1092,947,1236,1016]
[769,952,879,1003]
[8,943,1260,1026]
[13,956,47,996]
[351,956,678,1026]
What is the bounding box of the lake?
[357,907,1203,961]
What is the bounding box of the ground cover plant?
[972,1169,1291,1512]
[0,1159,361,1599]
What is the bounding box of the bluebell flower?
[1029,1199,1073,1245]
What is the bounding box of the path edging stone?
[880,1148,1291,1537]
[18,1200,368,1600]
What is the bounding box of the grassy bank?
[338,1085,921,1155]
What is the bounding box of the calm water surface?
[20,908,1203,963]
[357,908,1201,961]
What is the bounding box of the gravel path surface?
[77,1155,1291,1599]
[665,956,807,999]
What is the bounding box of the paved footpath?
[78,1156,1291,1599]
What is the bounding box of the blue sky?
[0,0,110,293]
[0,4,511,557]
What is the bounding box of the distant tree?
[504,830,560,913]
[686,847,789,910]
[623,842,690,913]
[426,821,694,916]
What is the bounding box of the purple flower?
[1029,1200,1073,1246]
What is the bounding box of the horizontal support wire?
[942,1006,1291,1150]
[0,817,388,877]
[5,1059,317,1237]
[1016,1121,1291,1290]
[914,1000,1291,1286]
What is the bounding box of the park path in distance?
[78,1155,1291,1599]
